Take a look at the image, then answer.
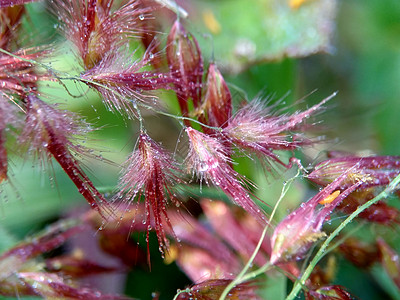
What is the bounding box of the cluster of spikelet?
[2,0,400,299]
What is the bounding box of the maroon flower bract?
[185,127,267,224]
[270,168,364,264]
[19,94,113,218]
[81,49,177,116]
[52,0,150,69]
[222,93,335,168]
[113,132,182,258]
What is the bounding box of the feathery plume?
[113,133,182,257]
[19,94,113,218]
[81,49,176,116]
[222,93,335,168]
[271,169,363,264]
[166,20,203,119]
[185,127,267,224]
[52,0,150,69]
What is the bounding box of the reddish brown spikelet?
[337,190,400,225]
[86,202,150,266]
[339,237,379,268]
[113,133,182,256]
[222,93,334,168]
[377,237,400,289]
[16,272,129,299]
[0,0,37,8]
[185,127,267,224]
[134,0,169,69]
[308,155,400,189]
[99,232,147,267]
[201,200,269,266]
[197,63,232,129]
[81,49,177,116]
[176,279,261,300]
[52,0,150,69]
[174,245,233,282]
[168,209,240,282]
[0,279,35,297]
[170,201,300,284]
[0,49,44,96]
[0,5,25,49]
[270,169,363,264]
[308,155,400,224]
[166,20,203,119]
[86,205,148,266]
[19,94,113,218]
[0,218,123,299]
[45,254,117,277]
[205,64,232,127]
[307,255,337,289]
[305,285,354,300]
[357,201,400,224]
[0,220,83,262]
[0,219,84,285]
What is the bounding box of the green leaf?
[191,0,336,73]
[0,226,17,254]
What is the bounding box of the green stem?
[239,261,273,283]
[286,173,400,300]
[172,288,191,300]
[219,170,301,300]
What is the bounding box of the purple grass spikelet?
[113,132,182,259]
[185,127,267,224]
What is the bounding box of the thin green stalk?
[239,261,273,283]
[323,222,365,257]
[137,102,223,132]
[172,288,191,300]
[286,173,400,300]
[219,170,301,300]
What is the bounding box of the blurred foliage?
[188,0,335,74]
[1,0,400,299]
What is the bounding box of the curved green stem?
[286,173,400,300]
[172,288,191,300]
[219,170,301,300]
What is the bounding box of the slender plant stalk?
[172,288,191,300]
[286,173,400,300]
[219,170,301,300]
